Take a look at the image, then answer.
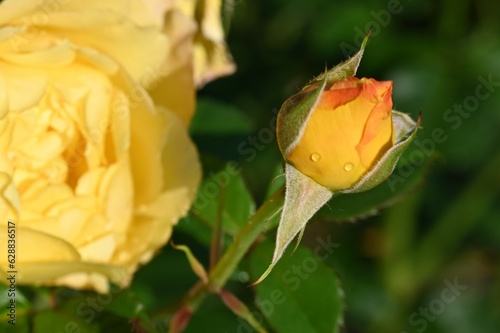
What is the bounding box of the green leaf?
[253,164,332,284]
[190,98,254,135]
[0,316,29,333]
[184,294,249,333]
[50,289,159,333]
[249,239,343,333]
[132,248,199,309]
[33,310,99,333]
[179,164,256,245]
[0,284,30,332]
[103,290,152,323]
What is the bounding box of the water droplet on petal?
[344,162,354,172]
[310,153,321,162]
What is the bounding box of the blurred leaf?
[184,294,247,333]
[33,310,99,333]
[249,239,343,333]
[132,248,199,310]
[45,290,159,333]
[0,316,29,333]
[0,284,30,332]
[190,98,254,135]
[178,164,256,245]
[103,290,144,319]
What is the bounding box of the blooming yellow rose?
[0,0,202,292]
[281,77,394,190]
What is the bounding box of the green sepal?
[219,290,267,333]
[309,31,370,86]
[342,112,421,194]
[392,110,418,143]
[253,164,333,285]
[276,32,370,157]
[171,242,209,284]
[277,76,327,157]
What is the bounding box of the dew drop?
[344,162,354,172]
[310,153,321,162]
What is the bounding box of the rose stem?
[155,185,285,324]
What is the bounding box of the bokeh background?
[186,0,500,332]
[2,0,499,332]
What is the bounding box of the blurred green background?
[190,0,500,332]
[3,0,499,332]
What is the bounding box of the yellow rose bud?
[0,0,202,293]
[256,34,420,285]
[283,77,394,190]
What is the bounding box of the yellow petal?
[0,40,76,67]
[109,91,131,159]
[0,226,80,264]
[100,158,134,234]
[174,0,236,87]
[0,71,7,120]
[114,109,200,265]
[45,6,168,82]
[0,65,47,112]
[148,10,196,125]
[79,234,116,263]
[0,0,41,24]
[130,0,168,27]
[0,172,20,219]
[288,78,394,190]
[158,110,201,206]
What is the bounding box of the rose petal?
[1,40,76,67]
[0,172,20,219]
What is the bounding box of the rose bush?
[0,0,233,292]
[283,77,394,190]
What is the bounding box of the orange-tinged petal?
[287,77,395,190]
[355,79,393,167]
